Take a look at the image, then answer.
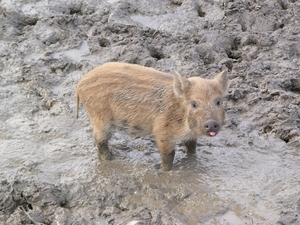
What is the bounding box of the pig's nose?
[204,119,220,136]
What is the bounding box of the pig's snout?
[204,119,220,137]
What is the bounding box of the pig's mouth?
[205,130,219,137]
[203,119,220,137]
[208,131,217,137]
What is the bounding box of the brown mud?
[0,0,299,224]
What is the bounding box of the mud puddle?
[52,41,98,63]
[2,100,298,224]
[101,131,299,224]
[131,13,181,30]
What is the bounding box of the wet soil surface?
[0,0,299,224]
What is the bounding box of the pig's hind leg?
[184,139,197,154]
[93,123,113,160]
[156,139,175,171]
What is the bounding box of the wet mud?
[0,0,299,224]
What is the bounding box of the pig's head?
[173,70,229,137]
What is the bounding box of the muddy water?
[102,132,299,224]
[1,113,298,224]
[0,0,300,224]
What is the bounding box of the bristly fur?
[76,62,228,171]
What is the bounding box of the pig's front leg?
[184,139,197,154]
[156,139,175,171]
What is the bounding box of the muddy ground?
[0,0,299,224]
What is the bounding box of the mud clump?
[0,0,299,224]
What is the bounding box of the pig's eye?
[215,98,221,106]
[191,101,198,109]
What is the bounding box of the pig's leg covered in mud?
[184,139,197,154]
[95,139,112,160]
[93,124,112,160]
[156,139,175,171]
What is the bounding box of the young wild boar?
[76,62,228,171]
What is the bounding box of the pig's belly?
[112,120,153,138]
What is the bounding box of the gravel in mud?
[0,0,299,224]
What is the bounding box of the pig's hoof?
[98,151,113,160]
[186,149,196,154]
[160,163,173,172]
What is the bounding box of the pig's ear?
[214,70,229,93]
[173,72,190,97]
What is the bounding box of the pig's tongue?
[209,131,216,136]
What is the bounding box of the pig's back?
[82,62,172,85]
[77,63,175,135]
